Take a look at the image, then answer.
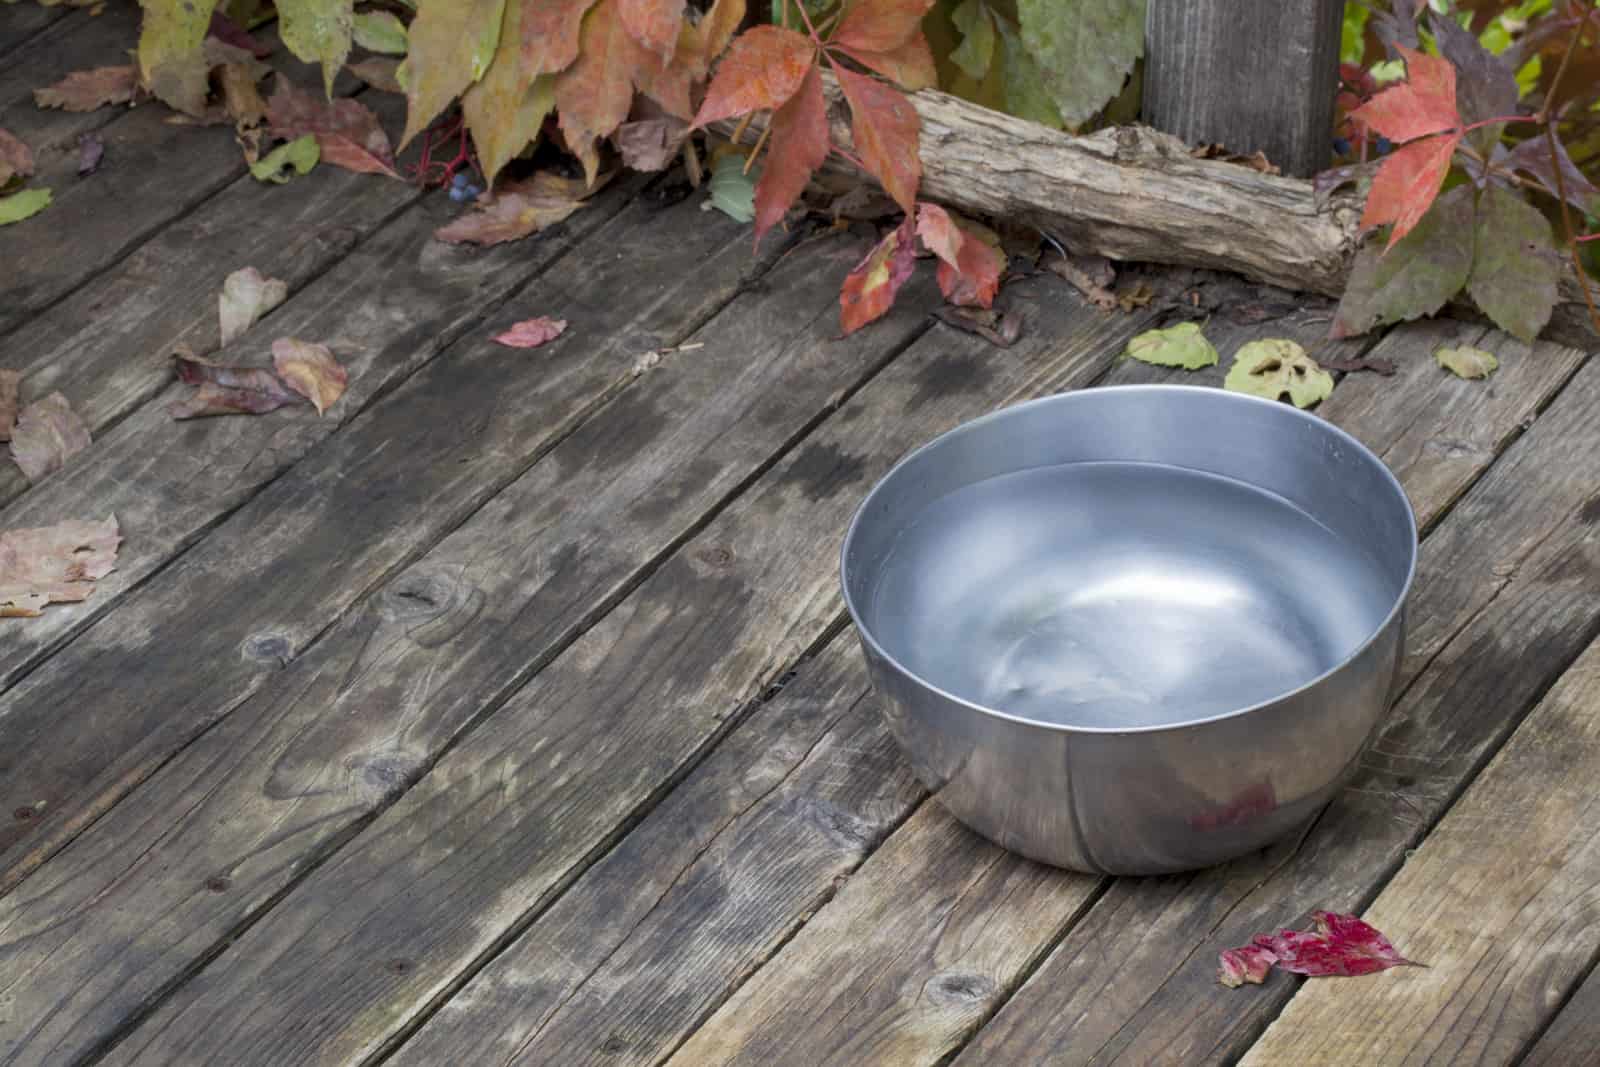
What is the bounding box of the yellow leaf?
[277,0,356,97]
[399,0,508,148]
[462,1,555,185]
[137,0,224,116]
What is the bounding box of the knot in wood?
[696,545,734,569]
[242,633,292,664]
[379,570,484,647]
[923,970,996,1005]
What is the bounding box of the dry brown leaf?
[0,516,121,618]
[348,58,404,94]
[271,339,347,415]
[434,171,608,246]
[0,128,34,187]
[0,370,18,442]
[34,66,140,112]
[1117,281,1155,311]
[616,117,687,172]
[266,74,402,179]
[492,317,568,348]
[218,62,268,129]
[10,392,91,483]
[219,267,289,344]
[170,346,303,419]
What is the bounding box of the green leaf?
[705,151,755,223]
[0,187,50,226]
[353,10,409,55]
[137,0,224,116]
[949,0,996,81]
[249,135,321,183]
[277,0,356,97]
[994,15,1062,128]
[1224,339,1333,409]
[1016,0,1144,128]
[1435,345,1499,379]
[398,0,508,147]
[1123,322,1218,369]
[1467,184,1559,343]
[1332,182,1475,339]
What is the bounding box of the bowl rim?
[838,383,1419,736]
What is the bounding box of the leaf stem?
[1457,115,1540,135]
[743,124,772,174]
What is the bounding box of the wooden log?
[1143,0,1345,178]
[717,80,1600,350]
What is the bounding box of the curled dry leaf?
[0,370,18,441]
[1224,339,1334,409]
[1435,345,1498,380]
[10,392,91,484]
[77,133,104,177]
[1218,945,1277,988]
[0,128,34,187]
[434,171,602,246]
[917,205,1003,308]
[616,116,689,173]
[33,66,140,112]
[492,317,569,349]
[267,75,402,179]
[218,62,269,130]
[0,516,121,618]
[934,305,1021,347]
[171,347,303,419]
[840,218,917,335]
[219,267,290,345]
[272,339,348,415]
[1124,322,1219,370]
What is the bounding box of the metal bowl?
[840,385,1416,875]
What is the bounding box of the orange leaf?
[676,0,745,80]
[1351,45,1459,144]
[830,0,935,54]
[1361,133,1460,250]
[833,64,921,216]
[522,0,602,77]
[272,339,348,416]
[555,0,645,184]
[620,0,685,60]
[917,204,1002,307]
[843,34,937,92]
[691,26,817,128]
[754,65,829,244]
[840,218,917,335]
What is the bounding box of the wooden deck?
[3,7,1599,1065]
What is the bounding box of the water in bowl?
[867,460,1398,729]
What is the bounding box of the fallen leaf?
[1218,945,1277,988]
[705,150,756,222]
[1252,911,1422,978]
[616,115,688,172]
[1190,143,1280,175]
[137,0,219,115]
[10,392,91,483]
[690,25,816,129]
[1224,339,1333,408]
[492,316,569,348]
[1466,184,1559,343]
[249,134,320,183]
[0,370,18,441]
[1043,250,1116,310]
[463,2,556,183]
[398,0,507,147]
[171,346,303,419]
[1435,344,1498,379]
[918,204,1002,307]
[218,61,268,129]
[277,0,355,96]
[353,9,409,55]
[840,218,917,335]
[219,267,289,344]
[434,171,596,245]
[0,517,121,618]
[933,304,1020,347]
[77,132,104,176]
[1333,183,1475,338]
[272,338,347,414]
[1124,322,1219,369]
[348,57,404,94]
[0,186,50,225]
[754,63,828,243]
[833,63,920,216]
[1015,0,1144,128]
[33,65,140,112]
[0,128,33,186]
[1117,280,1154,311]
[267,75,402,178]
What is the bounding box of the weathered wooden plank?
[1521,964,1600,1067]
[0,90,422,508]
[1240,637,1600,1065]
[1143,0,1345,177]
[950,337,1600,1067]
[0,2,136,140]
[0,184,713,886]
[97,282,1164,1067]
[0,230,938,1067]
[0,16,353,330]
[0,1,76,63]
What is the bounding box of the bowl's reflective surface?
[842,385,1417,875]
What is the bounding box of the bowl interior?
[842,386,1416,731]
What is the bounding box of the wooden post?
[1142,0,1345,178]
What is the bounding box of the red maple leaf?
[833,63,921,215]
[916,203,1002,307]
[829,0,935,54]
[1349,45,1463,250]
[840,218,917,334]
[1219,910,1423,987]
[691,26,817,128]
[754,65,829,244]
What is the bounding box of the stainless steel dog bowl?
[840,385,1416,875]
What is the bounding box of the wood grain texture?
[0,186,747,890]
[0,89,423,508]
[0,0,76,63]
[1144,0,1345,177]
[386,275,1155,1067]
[1242,637,1600,1064]
[101,282,1163,1067]
[0,2,132,137]
[951,339,1600,1067]
[1521,963,1600,1067]
[0,230,935,1067]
